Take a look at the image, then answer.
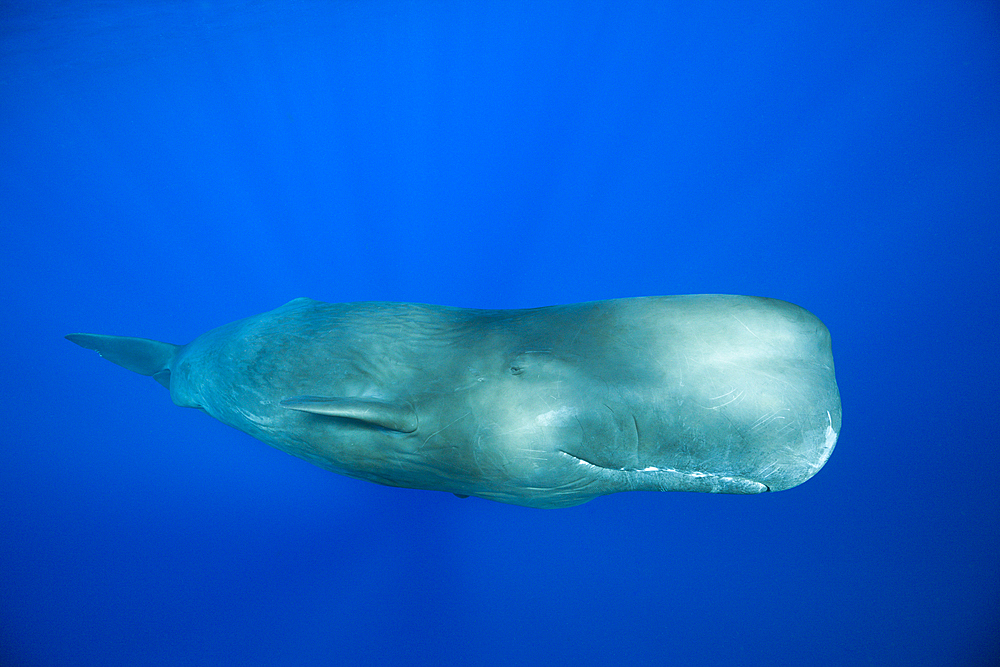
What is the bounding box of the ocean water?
[2,1,997,665]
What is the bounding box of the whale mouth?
[558,450,770,494]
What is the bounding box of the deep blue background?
[2,1,998,665]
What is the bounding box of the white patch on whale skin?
[535,406,578,426]
[825,410,837,449]
[811,409,839,472]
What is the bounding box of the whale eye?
[508,350,555,375]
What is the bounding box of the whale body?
[67,295,841,508]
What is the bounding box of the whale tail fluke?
[65,333,179,389]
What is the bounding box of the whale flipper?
[280,396,418,433]
[65,334,178,389]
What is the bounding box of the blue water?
[2,1,997,665]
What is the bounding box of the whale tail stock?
[64,334,421,433]
[65,333,179,389]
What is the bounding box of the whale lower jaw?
[558,451,771,494]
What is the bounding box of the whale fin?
[65,334,178,389]
[280,396,418,433]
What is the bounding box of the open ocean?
[2,1,997,665]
